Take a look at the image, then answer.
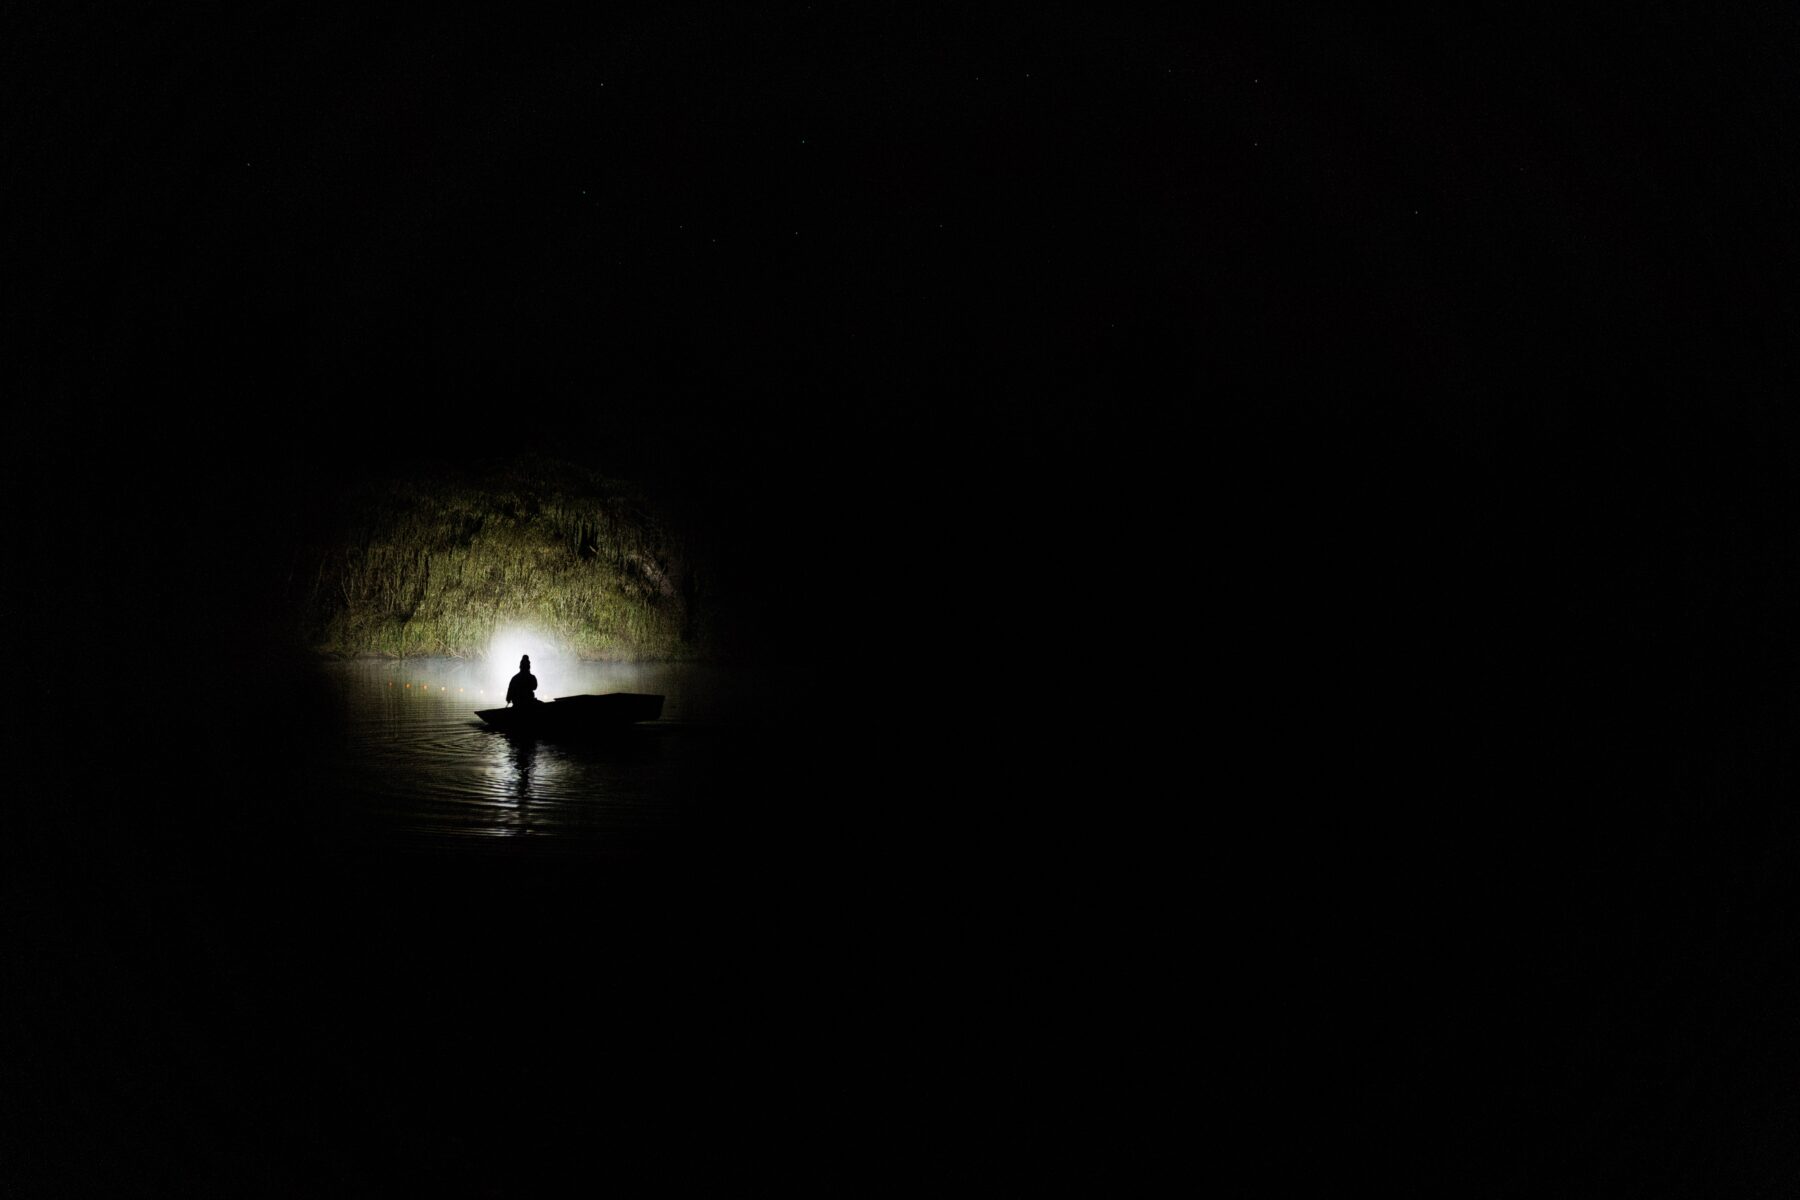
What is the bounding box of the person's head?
[519,655,531,670]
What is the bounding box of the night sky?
[12,4,1800,1191]
[19,8,1796,491]
[21,5,1798,670]
[29,7,1784,468]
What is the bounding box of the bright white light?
[486,625,568,701]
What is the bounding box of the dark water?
[8,657,869,1193]
[308,660,740,856]
[20,638,1800,1194]
[10,654,1090,1194]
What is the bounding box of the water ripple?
[311,660,728,853]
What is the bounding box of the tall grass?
[302,458,704,660]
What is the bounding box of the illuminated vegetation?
[302,459,704,660]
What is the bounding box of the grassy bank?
[301,458,704,660]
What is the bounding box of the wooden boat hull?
[474,692,664,735]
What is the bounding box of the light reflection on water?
[313,659,734,854]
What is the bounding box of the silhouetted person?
[505,655,540,706]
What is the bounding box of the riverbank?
[297,458,707,661]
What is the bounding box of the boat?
[474,692,665,735]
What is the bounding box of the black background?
[10,3,1800,1193]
